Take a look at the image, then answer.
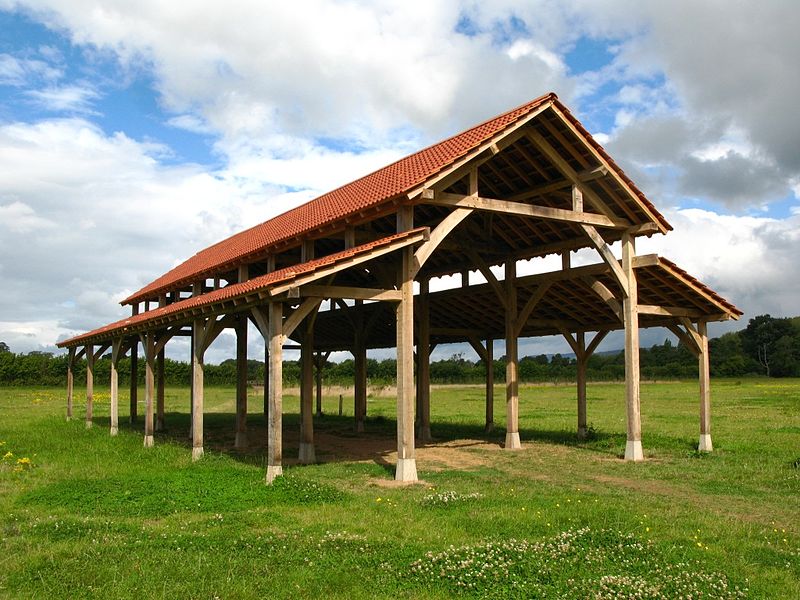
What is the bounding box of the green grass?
[1,380,798,598]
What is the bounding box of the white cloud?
[25,83,100,113]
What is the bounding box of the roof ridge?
[122,92,558,305]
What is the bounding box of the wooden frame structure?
[58,93,741,482]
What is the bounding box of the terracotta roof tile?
[123,93,559,305]
[59,228,427,348]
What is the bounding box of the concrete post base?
[143,435,154,448]
[624,439,644,461]
[265,465,283,484]
[191,447,204,462]
[85,421,93,429]
[698,433,713,452]
[235,432,248,451]
[298,442,316,464]
[504,431,522,449]
[66,415,72,421]
[110,426,118,436]
[395,458,418,482]
[577,426,588,440]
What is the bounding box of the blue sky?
[0,1,798,363]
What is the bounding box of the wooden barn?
[57,92,741,483]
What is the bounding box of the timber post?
[130,302,139,424]
[143,332,155,448]
[299,318,316,463]
[504,261,522,449]
[85,343,94,429]
[155,347,165,432]
[191,319,205,461]
[235,314,248,450]
[698,321,713,451]
[66,347,75,421]
[266,301,284,483]
[353,324,367,433]
[622,232,643,460]
[110,338,122,436]
[416,277,432,442]
[485,338,494,433]
[576,332,588,440]
[395,205,417,481]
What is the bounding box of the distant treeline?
[1,314,798,387]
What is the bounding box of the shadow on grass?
[108,409,629,471]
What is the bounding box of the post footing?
[143,435,154,448]
[395,458,418,482]
[624,439,644,461]
[698,434,713,452]
[265,465,283,484]
[110,426,118,437]
[191,446,204,462]
[504,431,522,450]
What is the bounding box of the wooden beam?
[396,205,417,481]
[299,315,316,463]
[301,284,402,302]
[638,304,703,318]
[284,298,323,339]
[583,276,623,322]
[581,223,629,295]
[515,283,552,337]
[129,340,138,424]
[427,192,627,229]
[466,248,507,310]
[484,338,494,433]
[156,346,165,433]
[412,207,473,276]
[527,130,626,225]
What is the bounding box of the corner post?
[622,232,643,460]
[504,261,521,449]
[85,343,94,429]
[66,347,75,420]
[698,321,713,451]
[395,205,417,481]
[266,301,284,483]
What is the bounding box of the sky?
[0,0,798,365]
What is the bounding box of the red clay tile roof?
[123,93,534,304]
[59,228,429,348]
[123,92,670,306]
[657,257,743,317]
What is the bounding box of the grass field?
[1,379,798,598]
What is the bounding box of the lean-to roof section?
[123,92,669,306]
[59,228,429,348]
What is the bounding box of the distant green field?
[1,380,798,598]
